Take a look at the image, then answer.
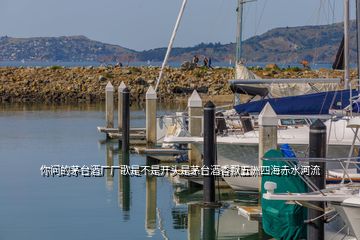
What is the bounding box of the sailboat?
[163,0,360,192]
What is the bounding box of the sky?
[0,0,356,51]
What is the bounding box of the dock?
[133,147,188,161]
[97,126,146,134]
[236,205,262,221]
[97,126,146,142]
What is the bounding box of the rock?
[134,77,148,86]
[180,61,196,71]
[214,84,223,91]
[147,79,155,85]
[265,63,279,70]
[98,75,107,82]
[196,86,208,93]
[123,69,132,74]
[172,86,193,94]
[263,71,272,77]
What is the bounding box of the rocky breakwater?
[0,65,355,103]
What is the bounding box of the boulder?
[180,61,196,71]
[98,75,107,82]
[196,86,208,93]
[134,77,148,86]
[265,63,279,70]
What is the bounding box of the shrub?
[50,65,63,70]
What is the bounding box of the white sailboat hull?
[164,119,360,191]
[333,197,360,240]
[195,142,353,191]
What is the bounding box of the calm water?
[0,103,264,240]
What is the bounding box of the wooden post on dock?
[105,82,114,130]
[308,119,326,240]
[203,101,216,204]
[118,81,126,131]
[146,86,157,146]
[188,90,203,166]
[259,103,278,189]
[122,87,130,154]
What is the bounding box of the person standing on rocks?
[208,57,213,69]
[192,55,199,66]
[203,57,209,68]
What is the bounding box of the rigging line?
[204,0,226,43]
[327,0,336,24]
[319,89,330,115]
[320,0,330,24]
[254,0,268,36]
[312,0,325,66]
[253,0,257,37]
[332,0,336,24]
[157,208,169,240]
[216,207,220,240]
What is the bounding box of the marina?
[2,0,360,239]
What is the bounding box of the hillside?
[139,21,357,63]
[0,21,357,64]
[0,35,136,62]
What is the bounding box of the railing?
[262,156,360,193]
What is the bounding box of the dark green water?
[0,103,264,240]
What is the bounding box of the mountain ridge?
[0,21,357,64]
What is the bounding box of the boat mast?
[234,0,245,104]
[344,0,350,89]
[235,0,244,65]
[155,0,188,92]
[357,0,360,90]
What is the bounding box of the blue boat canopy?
[234,89,359,115]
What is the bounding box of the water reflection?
[145,175,157,236]
[102,134,265,239]
[105,144,114,191]
[203,208,216,240]
[171,207,188,230]
[118,142,131,219]
[0,103,270,240]
[188,204,201,240]
[0,101,187,113]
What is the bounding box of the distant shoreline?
[0,66,356,104]
[0,61,343,69]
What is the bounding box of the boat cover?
[230,84,269,97]
[261,147,307,240]
[234,89,359,115]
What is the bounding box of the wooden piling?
[203,101,216,204]
[308,119,326,240]
[188,90,203,166]
[122,87,130,155]
[118,81,126,130]
[105,82,114,129]
[258,103,278,190]
[146,86,157,146]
